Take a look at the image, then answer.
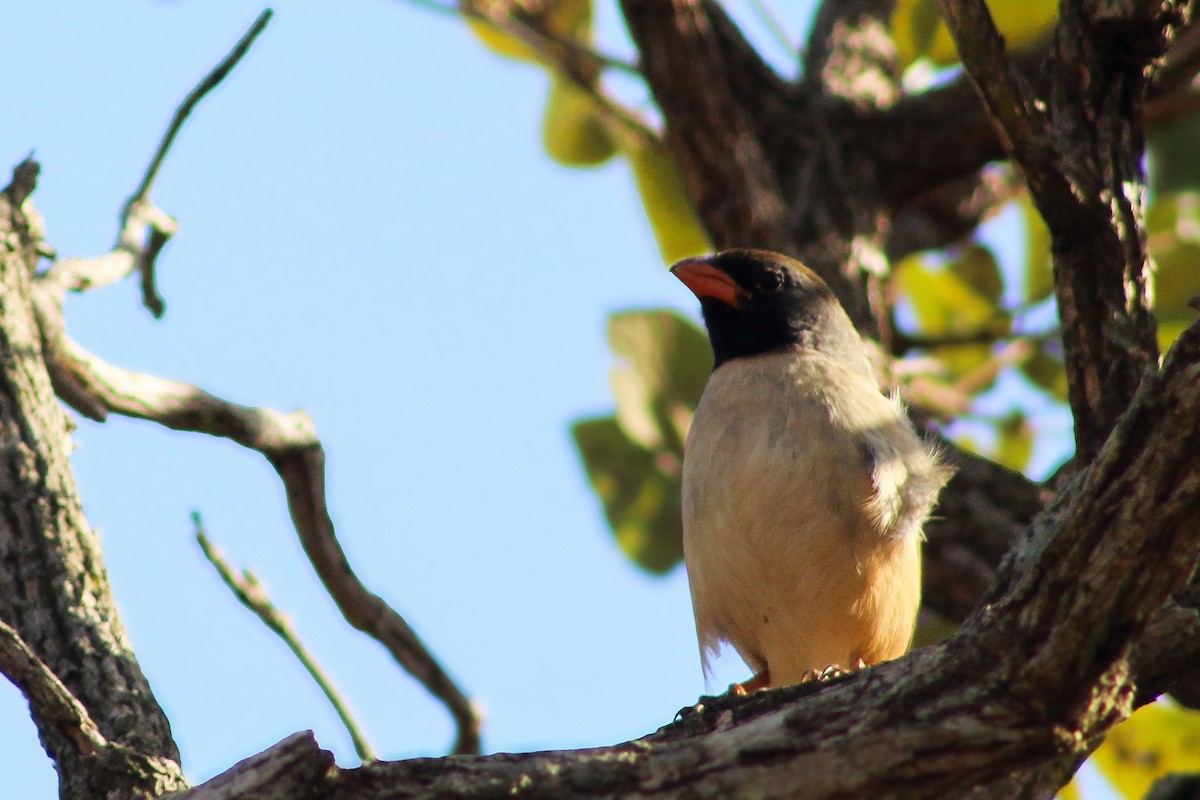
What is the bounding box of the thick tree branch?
[921,446,1042,622]
[618,0,795,253]
[162,732,335,800]
[0,167,187,799]
[803,0,902,106]
[928,1,1185,463]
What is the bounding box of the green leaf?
[895,255,1007,392]
[623,136,712,263]
[1022,343,1068,402]
[608,310,711,455]
[1150,113,1200,196]
[895,256,1001,337]
[543,77,616,166]
[571,417,683,574]
[1091,702,1200,799]
[950,244,1003,305]
[891,0,944,66]
[1151,228,1200,350]
[1022,197,1055,303]
[991,413,1033,472]
[891,0,1057,67]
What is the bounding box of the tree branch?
[162,732,335,800]
[195,520,378,763]
[0,166,187,799]
[32,325,483,755]
[937,0,1170,462]
[0,619,108,757]
[40,9,272,319]
[618,0,794,249]
[803,0,901,107]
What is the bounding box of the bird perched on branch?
[672,249,950,690]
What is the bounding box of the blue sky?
[2,2,1094,797]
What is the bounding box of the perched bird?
[672,249,950,690]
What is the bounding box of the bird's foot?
[730,670,770,695]
[799,659,867,684]
[677,671,770,721]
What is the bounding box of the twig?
[34,328,482,755]
[41,9,273,317]
[747,0,796,58]
[0,619,108,756]
[133,9,272,202]
[194,515,377,763]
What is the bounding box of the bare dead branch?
[5,156,40,207]
[195,518,378,763]
[133,9,272,202]
[41,10,272,318]
[35,331,482,755]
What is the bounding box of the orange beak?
[671,257,743,308]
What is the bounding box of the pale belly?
[682,352,934,687]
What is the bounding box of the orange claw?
[731,670,771,695]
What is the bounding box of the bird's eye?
[759,271,784,293]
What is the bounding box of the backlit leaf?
[1023,343,1068,402]
[892,0,1057,67]
[571,417,683,574]
[992,412,1033,472]
[1142,209,1200,350]
[1022,197,1055,303]
[895,255,1002,337]
[950,244,1003,305]
[543,78,616,166]
[623,136,712,263]
[1091,702,1200,799]
[608,310,711,455]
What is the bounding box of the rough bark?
[0,174,186,797]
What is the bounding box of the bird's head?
[671,249,864,370]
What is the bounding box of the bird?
[671,248,950,691]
